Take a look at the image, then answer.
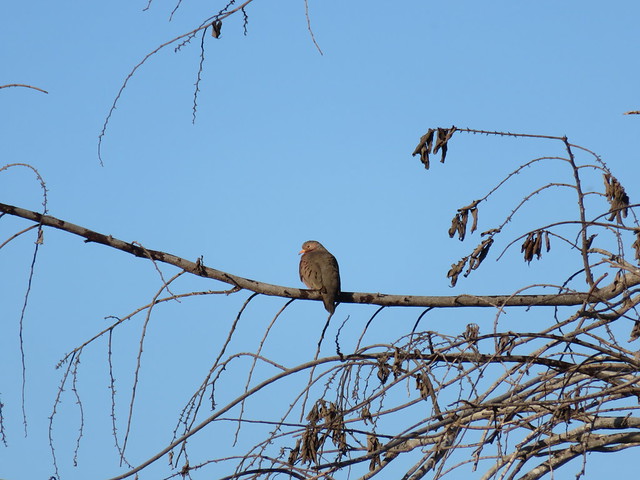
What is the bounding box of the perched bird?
[299,240,341,314]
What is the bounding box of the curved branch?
[2,201,638,310]
[97,0,258,164]
[0,83,48,94]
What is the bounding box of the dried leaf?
[361,404,372,424]
[211,20,222,38]
[470,207,479,234]
[467,238,493,272]
[459,209,469,239]
[533,231,542,259]
[456,216,466,241]
[325,403,347,451]
[632,230,640,263]
[306,402,321,424]
[412,129,435,169]
[497,334,515,355]
[415,372,433,400]
[449,204,479,242]
[448,215,460,239]
[288,439,301,465]
[433,126,456,163]
[367,434,382,471]
[521,233,534,263]
[377,357,390,385]
[603,173,630,223]
[463,323,480,345]
[521,231,548,263]
[392,348,407,378]
[544,231,551,252]
[630,321,640,342]
[447,258,467,287]
[300,427,320,464]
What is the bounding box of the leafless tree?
[3,125,640,480]
[3,2,640,479]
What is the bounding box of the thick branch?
[1,202,637,309]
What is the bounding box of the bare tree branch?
[2,202,637,310]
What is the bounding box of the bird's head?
[299,240,323,255]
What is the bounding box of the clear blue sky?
[2,1,640,478]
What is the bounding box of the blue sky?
[2,1,640,478]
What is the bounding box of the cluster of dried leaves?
[444,199,501,287]
[604,173,630,223]
[9,128,639,480]
[521,230,550,263]
[154,130,640,480]
[446,237,494,287]
[448,201,479,242]
[272,302,640,480]
[412,128,640,293]
[412,126,456,169]
[290,400,348,465]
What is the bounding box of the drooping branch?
[0,83,49,94]
[97,0,258,165]
[106,340,640,480]
[2,201,637,310]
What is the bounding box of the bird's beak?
[298,249,305,255]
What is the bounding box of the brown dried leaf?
[433,126,456,163]
[467,238,493,272]
[288,439,301,465]
[533,231,542,259]
[377,356,390,385]
[459,209,469,240]
[449,205,478,242]
[415,372,433,400]
[521,231,548,263]
[497,334,515,355]
[463,323,480,345]
[211,20,222,38]
[632,230,640,263]
[412,129,435,169]
[367,434,382,471]
[361,404,372,424]
[630,321,640,342]
[392,348,407,378]
[603,173,630,223]
[325,403,347,451]
[448,215,460,239]
[456,216,466,241]
[470,207,479,234]
[521,233,534,263]
[300,427,320,464]
[447,258,467,287]
[306,402,321,424]
[544,230,551,252]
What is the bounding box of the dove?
[299,240,341,314]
